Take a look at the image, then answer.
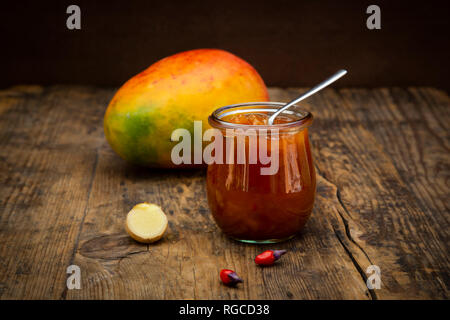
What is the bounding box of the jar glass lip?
[209,102,313,129]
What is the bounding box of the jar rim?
[209,102,313,130]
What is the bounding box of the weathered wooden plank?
[340,87,449,216]
[0,86,112,299]
[271,87,449,299]
[66,149,370,299]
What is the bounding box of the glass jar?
[206,102,316,243]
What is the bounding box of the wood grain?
[0,85,448,299]
[0,86,109,299]
[272,87,450,299]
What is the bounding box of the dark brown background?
[1,0,449,89]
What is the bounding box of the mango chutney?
[206,102,316,243]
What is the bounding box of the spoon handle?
[267,69,347,125]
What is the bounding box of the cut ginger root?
[125,203,168,243]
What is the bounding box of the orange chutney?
[206,103,316,243]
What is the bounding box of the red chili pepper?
[220,269,243,286]
[255,250,287,265]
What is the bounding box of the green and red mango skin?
[104,49,269,167]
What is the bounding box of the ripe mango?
[104,49,269,167]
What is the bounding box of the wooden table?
[0,86,448,300]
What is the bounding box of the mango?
[104,49,269,167]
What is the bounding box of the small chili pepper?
[220,269,243,286]
[255,250,287,265]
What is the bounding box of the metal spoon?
[267,69,347,125]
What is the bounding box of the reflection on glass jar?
[207,102,316,243]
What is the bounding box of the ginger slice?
[125,203,168,243]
